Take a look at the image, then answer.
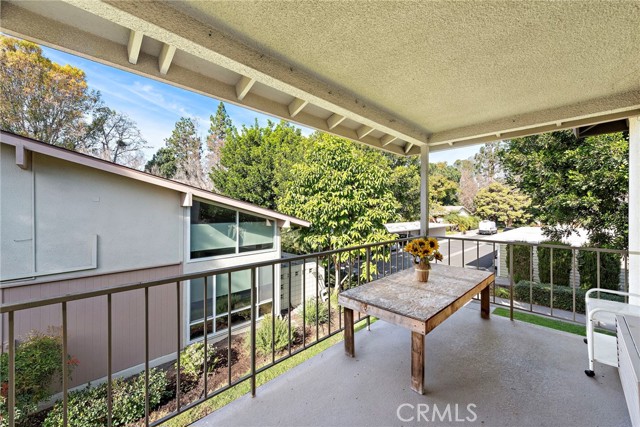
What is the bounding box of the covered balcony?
[1,1,639,427]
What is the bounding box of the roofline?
[0,131,310,228]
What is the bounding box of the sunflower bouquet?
[404,237,444,264]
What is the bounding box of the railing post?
[366,247,371,283]
[62,302,69,426]
[144,288,150,427]
[108,294,114,426]
[175,282,181,411]
[203,276,208,396]
[550,248,554,318]
[8,311,15,427]
[572,249,577,322]
[509,244,514,321]
[250,267,257,397]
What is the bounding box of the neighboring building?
[0,131,309,387]
[492,226,588,281]
[384,221,450,238]
[434,206,471,222]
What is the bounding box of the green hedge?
[537,242,572,286]
[514,281,624,315]
[506,243,532,284]
[43,369,168,427]
[578,249,621,291]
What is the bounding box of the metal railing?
[0,234,634,426]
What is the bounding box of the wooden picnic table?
[338,263,495,394]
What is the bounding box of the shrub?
[514,281,624,315]
[250,314,293,357]
[176,341,219,379]
[506,243,532,284]
[444,213,480,232]
[0,330,77,425]
[578,248,621,291]
[301,298,329,326]
[43,369,168,427]
[537,242,573,286]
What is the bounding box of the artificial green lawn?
[163,318,375,426]
[492,307,614,337]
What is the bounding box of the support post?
[629,116,640,304]
[411,332,425,394]
[420,145,430,236]
[344,308,355,357]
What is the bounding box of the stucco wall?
[1,145,183,282]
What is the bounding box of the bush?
[506,243,532,284]
[301,298,329,326]
[514,281,624,315]
[578,249,621,291]
[537,242,573,286]
[0,330,77,425]
[444,213,480,232]
[250,314,293,357]
[43,369,168,427]
[176,341,219,379]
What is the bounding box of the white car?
[478,220,497,235]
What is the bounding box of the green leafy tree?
[206,101,234,169]
[474,182,531,226]
[278,133,398,252]
[0,36,99,149]
[211,120,305,210]
[429,162,461,183]
[387,156,421,221]
[429,174,459,206]
[499,131,628,248]
[145,146,178,179]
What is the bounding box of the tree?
[84,105,147,168]
[144,147,177,179]
[0,36,98,149]
[211,120,305,210]
[278,133,398,253]
[474,141,503,185]
[474,182,531,227]
[429,175,459,206]
[387,156,421,221]
[206,102,234,170]
[499,130,628,248]
[456,159,479,212]
[429,162,461,183]
[163,117,207,188]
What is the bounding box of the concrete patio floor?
[193,303,630,427]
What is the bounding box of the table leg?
[344,307,355,357]
[411,332,424,395]
[481,284,490,319]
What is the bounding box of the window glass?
[190,201,236,258]
[258,265,273,302]
[215,269,252,312]
[189,276,214,323]
[239,212,274,253]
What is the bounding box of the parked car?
[478,220,498,235]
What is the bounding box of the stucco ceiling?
[2,0,639,154]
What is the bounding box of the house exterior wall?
[1,264,181,388]
[1,144,183,282]
[0,142,288,387]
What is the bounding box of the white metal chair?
[585,288,640,376]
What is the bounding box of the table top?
[338,263,494,334]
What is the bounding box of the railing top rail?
[1,234,633,313]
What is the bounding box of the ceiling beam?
[0,2,407,157]
[381,134,397,146]
[158,43,176,75]
[288,97,308,118]
[404,142,414,154]
[356,125,374,139]
[235,76,255,101]
[326,114,346,130]
[127,29,143,64]
[55,0,428,147]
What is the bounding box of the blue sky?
[40,45,479,163]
